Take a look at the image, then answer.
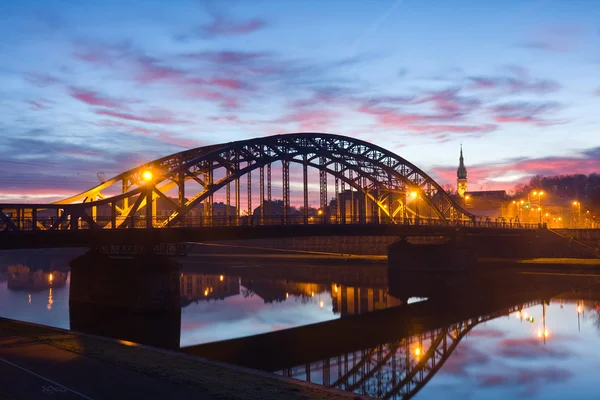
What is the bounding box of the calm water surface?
[2,249,600,400]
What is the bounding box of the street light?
[409,191,419,223]
[531,191,544,224]
[142,170,153,182]
[572,201,581,228]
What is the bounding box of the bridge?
[0,133,539,249]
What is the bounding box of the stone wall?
[201,235,449,255]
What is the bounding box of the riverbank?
[0,318,367,400]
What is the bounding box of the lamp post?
[572,201,581,228]
[532,191,544,225]
[410,191,419,224]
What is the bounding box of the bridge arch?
[47,132,472,229]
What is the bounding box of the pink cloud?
[96,109,190,125]
[135,56,186,84]
[183,88,239,109]
[69,87,121,108]
[200,15,266,38]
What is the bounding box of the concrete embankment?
[0,318,367,400]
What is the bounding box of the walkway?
[0,318,366,400]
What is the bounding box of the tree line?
[513,173,600,213]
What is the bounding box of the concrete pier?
[69,251,181,349]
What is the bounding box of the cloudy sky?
[1,0,599,203]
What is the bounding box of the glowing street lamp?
[142,170,153,182]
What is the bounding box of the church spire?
[457,144,468,197]
[457,144,467,179]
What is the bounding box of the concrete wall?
[202,235,449,255]
[554,229,600,248]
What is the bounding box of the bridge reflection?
[276,301,536,400]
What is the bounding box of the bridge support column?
[69,251,181,349]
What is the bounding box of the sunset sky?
[1,0,599,203]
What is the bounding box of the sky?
[1,0,600,203]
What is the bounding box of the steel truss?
[0,133,474,231]
[286,302,535,400]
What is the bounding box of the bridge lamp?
[414,347,421,357]
[219,275,224,282]
[142,170,153,182]
[410,191,417,199]
[318,209,323,215]
[465,195,470,200]
[573,201,578,206]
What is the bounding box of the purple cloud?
[24,73,61,87]
[489,101,564,126]
[95,109,190,125]
[495,337,571,359]
[198,14,267,38]
[468,67,561,94]
[519,23,584,53]
[69,87,121,108]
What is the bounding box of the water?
[2,249,600,399]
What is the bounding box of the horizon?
[1,0,599,204]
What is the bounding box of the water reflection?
[7,264,67,291]
[4,250,600,398]
[265,272,600,400]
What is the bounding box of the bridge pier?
[69,251,181,349]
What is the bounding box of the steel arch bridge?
[0,132,475,232]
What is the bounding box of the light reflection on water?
[278,299,600,400]
[3,254,600,399]
[0,265,395,347]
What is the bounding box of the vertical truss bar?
[226,169,231,220]
[305,364,311,383]
[267,163,272,217]
[363,176,368,224]
[146,187,153,229]
[335,162,340,223]
[111,202,116,229]
[282,160,290,223]
[204,161,213,226]
[259,166,264,224]
[122,178,129,213]
[303,155,308,224]
[319,156,327,223]
[178,164,185,208]
[247,164,252,220]
[349,170,354,223]
[235,153,240,221]
[31,208,37,232]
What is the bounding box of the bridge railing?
[0,213,541,232]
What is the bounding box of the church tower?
[457,145,467,197]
